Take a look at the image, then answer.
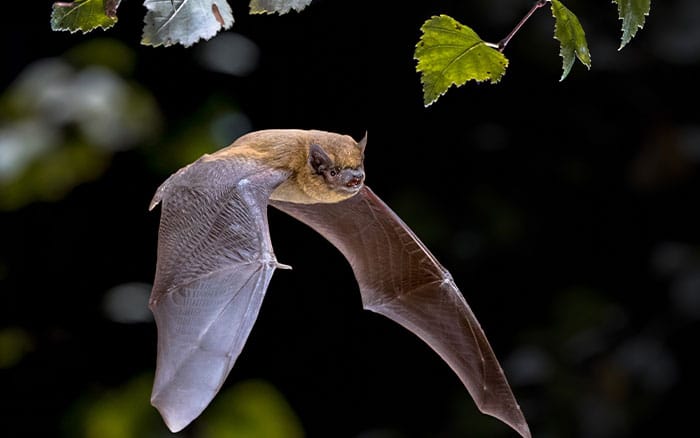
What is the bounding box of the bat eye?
[329,169,337,177]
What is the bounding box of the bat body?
[149,129,530,437]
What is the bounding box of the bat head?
[301,131,366,203]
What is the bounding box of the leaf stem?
[497,0,550,52]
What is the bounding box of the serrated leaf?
[613,0,651,50]
[414,15,509,107]
[551,0,591,81]
[249,0,313,15]
[142,0,234,48]
[51,0,117,34]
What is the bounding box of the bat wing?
[271,186,531,438]
[149,157,290,432]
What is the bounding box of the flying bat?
[148,129,531,437]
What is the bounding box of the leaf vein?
[438,41,484,77]
[155,0,191,35]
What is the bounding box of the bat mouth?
[340,169,364,191]
[330,168,364,194]
[338,183,363,194]
[346,176,363,188]
[339,174,364,193]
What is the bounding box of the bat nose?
[346,170,364,188]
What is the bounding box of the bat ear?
[309,143,332,173]
[357,131,367,153]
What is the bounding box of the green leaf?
[51,0,118,34]
[551,0,591,81]
[613,0,651,49]
[142,0,235,48]
[414,15,509,107]
[249,0,313,15]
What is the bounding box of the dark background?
[2,1,699,437]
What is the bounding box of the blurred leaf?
[0,141,109,210]
[0,49,161,210]
[65,38,135,74]
[0,120,55,183]
[142,0,234,48]
[415,15,508,106]
[51,0,118,33]
[0,327,33,369]
[249,0,313,14]
[103,283,153,324]
[148,97,245,173]
[80,374,160,438]
[201,380,304,438]
[613,0,651,49]
[196,32,260,76]
[551,0,591,81]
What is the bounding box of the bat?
[148,129,531,437]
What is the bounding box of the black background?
[2,1,699,437]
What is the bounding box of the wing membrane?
[150,158,288,432]
[271,186,531,438]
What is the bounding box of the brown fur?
[209,129,365,204]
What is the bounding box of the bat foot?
[276,262,292,270]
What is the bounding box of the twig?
[497,0,550,52]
